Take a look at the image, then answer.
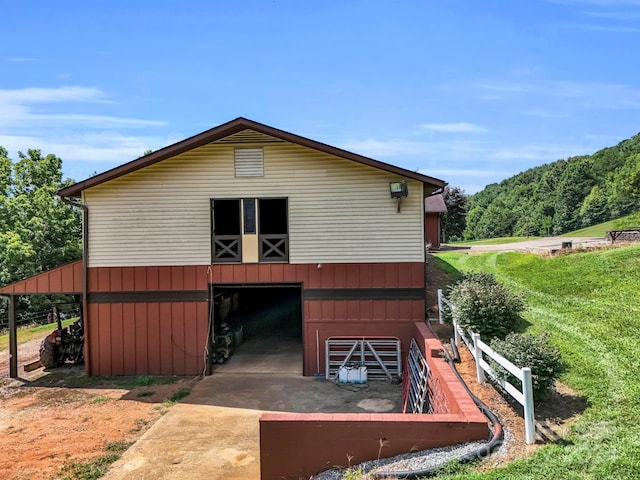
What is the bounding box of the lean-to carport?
[0,260,83,378]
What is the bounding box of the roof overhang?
[424,193,448,213]
[58,117,446,198]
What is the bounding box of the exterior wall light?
[389,180,408,213]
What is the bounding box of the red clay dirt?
[0,353,198,480]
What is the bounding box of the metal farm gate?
[325,337,402,380]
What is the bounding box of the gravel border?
[312,440,489,479]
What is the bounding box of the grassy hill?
[563,211,640,237]
[443,211,640,244]
[435,245,640,479]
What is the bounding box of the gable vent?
[214,129,285,144]
[234,148,264,177]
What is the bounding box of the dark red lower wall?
[88,301,209,376]
[303,299,424,376]
[425,212,441,248]
[86,263,426,376]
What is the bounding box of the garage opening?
[209,284,303,374]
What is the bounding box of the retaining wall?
[259,322,487,479]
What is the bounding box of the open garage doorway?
[209,283,303,375]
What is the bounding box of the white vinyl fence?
[438,289,536,444]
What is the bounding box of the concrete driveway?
[103,382,264,480]
[103,336,402,480]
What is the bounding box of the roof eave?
[57,117,446,197]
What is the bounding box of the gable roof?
[58,117,445,198]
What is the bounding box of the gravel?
[312,440,489,479]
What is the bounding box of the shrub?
[489,332,566,401]
[447,272,524,338]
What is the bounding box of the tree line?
[444,132,640,241]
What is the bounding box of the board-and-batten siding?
[85,142,425,267]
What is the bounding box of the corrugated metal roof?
[424,194,447,213]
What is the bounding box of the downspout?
[60,195,90,375]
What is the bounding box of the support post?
[453,319,461,346]
[522,367,536,444]
[437,289,444,324]
[471,332,485,383]
[8,295,17,378]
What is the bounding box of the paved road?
[442,236,607,253]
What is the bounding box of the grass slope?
[435,246,640,479]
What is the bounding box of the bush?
[447,272,524,338]
[490,332,566,401]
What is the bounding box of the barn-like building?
[3,117,446,377]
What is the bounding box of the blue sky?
[2,0,640,193]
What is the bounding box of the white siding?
[85,142,425,267]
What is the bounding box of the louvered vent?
[234,148,264,177]
[215,129,284,144]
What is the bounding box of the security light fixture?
[389,180,408,213]
[389,180,408,198]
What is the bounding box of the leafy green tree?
[0,149,81,286]
[553,157,595,233]
[463,132,640,239]
[579,185,609,226]
[441,186,467,242]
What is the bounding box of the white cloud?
[547,0,640,5]
[340,139,431,157]
[0,86,105,104]
[0,131,163,164]
[486,144,590,162]
[26,113,167,128]
[468,78,640,110]
[6,57,36,62]
[583,9,640,18]
[523,109,573,118]
[576,23,640,32]
[420,122,488,133]
[423,168,513,178]
[0,85,170,181]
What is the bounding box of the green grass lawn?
[0,318,75,351]
[434,245,640,479]
[563,212,640,237]
[562,217,621,237]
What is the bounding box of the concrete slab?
[103,400,262,480]
[103,337,403,480]
[213,335,303,375]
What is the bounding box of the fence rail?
[438,288,536,444]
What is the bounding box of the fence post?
[453,319,461,346]
[437,289,444,324]
[471,332,485,383]
[522,367,535,444]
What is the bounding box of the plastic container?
[338,365,368,383]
